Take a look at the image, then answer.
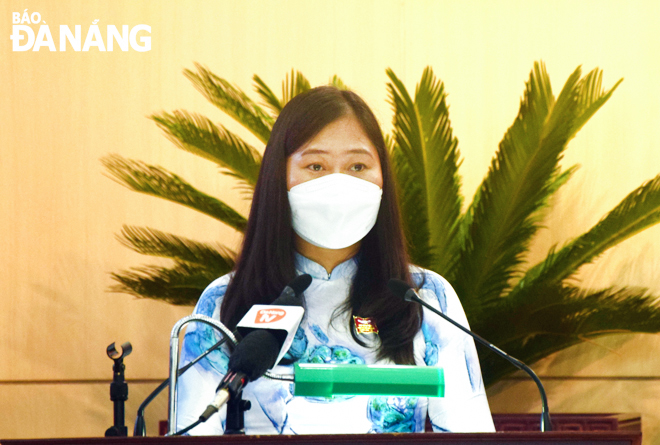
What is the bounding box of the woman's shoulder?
[408,265,458,315]
[409,265,454,293]
[193,273,233,317]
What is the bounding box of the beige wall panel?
[533,334,660,378]
[1,0,660,440]
[489,335,660,445]
[488,378,660,445]
[0,382,168,439]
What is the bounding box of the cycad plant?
[103,62,660,385]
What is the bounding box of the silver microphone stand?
[168,314,238,436]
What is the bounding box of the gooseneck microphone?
[135,336,229,436]
[387,279,552,432]
[195,274,312,427]
[199,330,281,422]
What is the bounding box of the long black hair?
[220,86,422,364]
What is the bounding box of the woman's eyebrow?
[345,148,375,157]
[299,148,330,156]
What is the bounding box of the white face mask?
[288,174,383,250]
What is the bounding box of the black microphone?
[199,274,312,422]
[387,279,552,432]
[199,330,280,421]
[276,273,313,304]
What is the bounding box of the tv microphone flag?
[236,304,305,367]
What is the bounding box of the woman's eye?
[309,164,322,172]
[351,163,366,172]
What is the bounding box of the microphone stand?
[225,390,251,434]
[405,291,552,432]
[105,342,132,437]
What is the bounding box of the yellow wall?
[1,0,659,441]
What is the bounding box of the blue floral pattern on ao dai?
[175,254,494,435]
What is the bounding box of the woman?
[176,86,494,435]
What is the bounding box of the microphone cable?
[134,336,232,436]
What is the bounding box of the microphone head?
[272,274,312,306]
[387,279,415,302]
[289,274,312,296]
[228,330,281,381]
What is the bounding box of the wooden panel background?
[1,0,659,442]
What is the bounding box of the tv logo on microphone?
[255,309,287,324]
[9,9,151,52]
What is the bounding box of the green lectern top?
[293,363,444,398]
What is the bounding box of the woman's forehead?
[292,115,378,156]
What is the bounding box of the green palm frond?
[252,70,312,117]
[102,154,247,232]
[512,166,579,248]
[184,63,274,143]
[386,67,462,272]
[387,71,433,266]
[546,166,579,197]
[110,262,226,306]
[571,68,623,137]
[479,285,660,384]
[253,74,283,117]
[329,75,349,90]
[515,173,660,293]
[413,68,463,274]
[281,69,311,108]
[453,63,583,309]
[117,225,236,269]
[389,140,432,265]
[151,110,262,189]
